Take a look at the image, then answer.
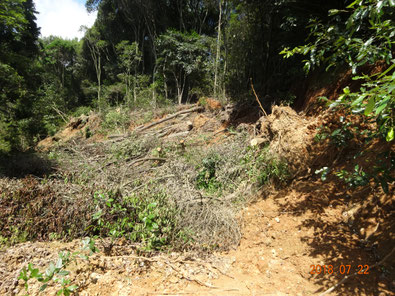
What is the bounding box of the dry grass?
[0,122,255,250]
[0,106,293,251]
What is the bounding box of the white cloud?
[34,0,97,39]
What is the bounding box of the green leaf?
[375,97,390,115]
[328,9,340,16]
[347,0,361,9]
[331,129,341,136]
[30,268,41,278]
[386,128,394,142]
[45,262,56,277]
[364,97,375,115]
[378,63,395,78]
[18,268,28,281]
[350,94,367,107]
[57,270,70,276]
[39,284,48,292]
[56,257,63,269]
[79,254,89,260]
[67,284,78,292]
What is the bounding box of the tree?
[0,0,40,152]
[156,30,210,104]
[41,37,79,89]
[0,0,27,33]
[224,0,346,100]
[82,26,108,111]
[83,0,219,105]
[116,40,142,105]
[282,0,394,141]
[37,36,83,132]
[213,0,223,98]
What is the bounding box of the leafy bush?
[100,108,130,133]
[0,177,183,250]
[242,146,290,187]
[72,106,92,118]
[281,0,394,142]
[89,190,180,250]
[282,0,394,193]
[0,121,13,154]
[315,116,355,147]
[196,153,222,192]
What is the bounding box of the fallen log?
[166,131,190,139]
[135,106,203,133]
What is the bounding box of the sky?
[34,0,97,39]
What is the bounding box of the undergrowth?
[314,111,394,193]
[242,146,290,188]
[0,178,183,251]
[88,189,180,251]
[18,238,98,296]
[0,118,291,252]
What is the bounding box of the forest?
[0,0,394,295]
[3,0,393,152]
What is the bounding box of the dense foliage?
[0,0,40,152]
[283,0,394,190]
[1,0,393,155]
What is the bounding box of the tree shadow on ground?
[271,176,394,295]
[0,152,56,178]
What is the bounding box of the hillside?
[1,1,394,294]
[0,99,393,296]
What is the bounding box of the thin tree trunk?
[97,55,102,112]
[214,0,223,98]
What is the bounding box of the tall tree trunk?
[214,0,223,98]
[97,54,102,111]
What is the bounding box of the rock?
[275,217,280,223]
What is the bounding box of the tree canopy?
[0,0,393,153]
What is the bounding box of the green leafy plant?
[315,166,330,181]
[242,146,290,187]
[282,0,394,193]
[336,164,370,188]
[18,238,98,296]
[281,0,394,142]
[196,153,222,192]
[101,108,130,133]
[89,190,180,250]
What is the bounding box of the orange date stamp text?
[310,264,369,275]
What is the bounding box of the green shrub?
[89,190,180,250]
[196,153,222,192]
[72,106,92,118]
[242,146,290,187]
[101,108,130,133]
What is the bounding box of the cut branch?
[135,106,203,133]
[250,78,267,117]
